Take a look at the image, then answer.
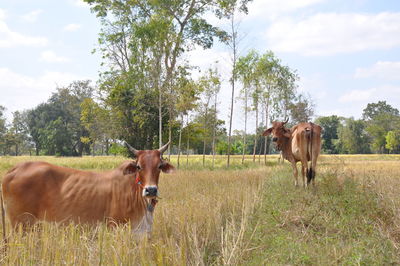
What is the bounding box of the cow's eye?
[136,165,142,170]
[158,162,164,169]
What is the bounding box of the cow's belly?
[291,136,303,162]
[291,146,302,161]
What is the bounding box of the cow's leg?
[301,160,309,188]
[291,161,299,187]
[309,139,320,187]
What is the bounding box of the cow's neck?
[279,136,294,162]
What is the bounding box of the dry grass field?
[0,154,399,265]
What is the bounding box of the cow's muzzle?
[143,186,158,197]
[272,137,278,142]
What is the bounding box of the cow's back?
[291,122,322,162]
[2,161,77,226]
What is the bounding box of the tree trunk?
[212,92,217,169]
[186,135,190,166]
[168,112,172,161]
[227,13,237,168]
[92,140,95,157]
[258,135,263,164]
[105,139,109,155]
[264,98,269,165]
[177,115,183,169]
[242,89,248,164]
[159,87,163,149]
[252,101,258,162]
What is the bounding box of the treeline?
[316,101,400,154]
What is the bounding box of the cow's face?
[125,142,175,199]
[262,121,291,149]
[135,150,174,198]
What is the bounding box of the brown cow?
[263,120,322,187]
[1,142,174,234]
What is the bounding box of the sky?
[1,0,400,133]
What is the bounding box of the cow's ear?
[121,161,138,175]
[263,128,272,136]
[160,162,175,173]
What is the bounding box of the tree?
[315,115,342,154]
[362,101,399,121]
[236,50,258,163]
[84,0,239,149]
[10,111,29,155]
[174,67,201,168]
[197,68,221,166]
[81,98,113,155]
[0,106,7,154]
[288,93,314,124]
[362,101,400,153]
[385,130,400,153]
[26,81,94,156]
[336,118,371,154]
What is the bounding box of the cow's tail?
[306,123,316,184]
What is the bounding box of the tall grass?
[0,155,399,264]
[0,155,266,265]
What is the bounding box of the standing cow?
[263,120,322,187]
[1,142,174,234]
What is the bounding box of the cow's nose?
[272,137,278,142]
[144,186,158,197]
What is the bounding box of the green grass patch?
[244,166,399,265]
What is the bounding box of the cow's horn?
[158,141,170,154]
[124,141,139,156]
[283,117,289,125]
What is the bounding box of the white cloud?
[0,9,6,20]
[266,12,400,56]
[39,50,71,63]
[247,0,324,20]
[21,9,43,23]
[0,17,48,48]
[69,0,90,8]
[64,23,81,32]
[339,85,400,103]
[0,68,91,119]
[355,61,400,80]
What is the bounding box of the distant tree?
[174,69,201,168]
[197,68,221,166]
[362,101,400,153]
[288,93,315,124]
[10,111,29,155]
[81,98,112,155]
[362,101,399,121]
[237,50,258,163]
[315,115,342,154]
[0,106,7,154]
[385,130,400,154]
[336,118,371,154]
[26,80,93,156]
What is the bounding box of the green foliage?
[108,142,125,156]
[336,118,371,154]
[385,130,400,153]
[26,81,93,156]
[363,101,400,153]
[315,115,342,154]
